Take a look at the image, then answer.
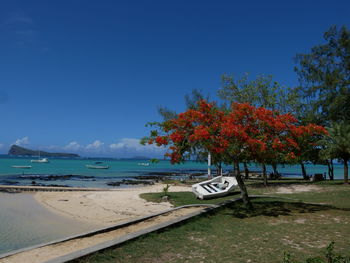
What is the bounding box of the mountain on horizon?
[8,145,80,158]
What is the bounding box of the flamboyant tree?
[289,124,329,179]
[218,74,301,177]
[146,100,327,207]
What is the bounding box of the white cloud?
[86,140,104,150]
[109,138,144,150]
[109,138,165,157]
[64,141,81,151]
[14,136,29,146]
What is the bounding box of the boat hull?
[12,166,32,169]
[31,158,49,163]
[85,165,109,169]
[192,176,238,199]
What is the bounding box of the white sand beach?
[34,184,191,226]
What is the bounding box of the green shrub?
[283,242,350,263]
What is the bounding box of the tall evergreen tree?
[295,25,350,124]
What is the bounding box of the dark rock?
[106,179,155,187]
[106,182,121,186]
[0,180,19,185]
[122,179,154,185]
[134,175,165,181]
[19,174,94,181]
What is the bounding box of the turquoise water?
[0,156,345,188]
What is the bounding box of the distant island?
[8,145,80,158]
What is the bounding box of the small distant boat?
[138,162,150,166]
[192,176,238,199]
[86,165,109,169]
[12,165,32,169]
[31,151,49,163]
[31,158,49,163]
[95,161,103,164]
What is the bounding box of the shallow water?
[0,156,345,189]
[0,192,97,254]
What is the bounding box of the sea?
[0,155,345,188]
[0,155,345,254]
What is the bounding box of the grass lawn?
[76,181,350,263]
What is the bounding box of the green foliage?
[157,106,177,121]
[157,89,208,121]
[319,121,350,183]
[283,252,293,263]
[162,184,170,196]
[282,242,350,263]
[149,158,159,164]
[184,88,209,109]
[324,122,350,161]
[295,25,350,123]
[218,73,300,115]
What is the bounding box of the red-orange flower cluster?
[147,100,327,164]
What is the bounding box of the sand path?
[34,184,191,226]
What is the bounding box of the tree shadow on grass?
[223,199,350,219]
[247,181,311,188]
[247,179,346,189]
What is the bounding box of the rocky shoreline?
[0,170,209,189]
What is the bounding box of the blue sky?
[0,0,349,157]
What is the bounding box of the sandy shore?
[34,184,191,226]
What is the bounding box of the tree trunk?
[262,163,267,186]
[330,159,334,180]
[234,161,253,210]
[344,158,349,184]
[271,163,279,176]
[326,159,334,180]
[300,162,307,179]
[271,163,280,179]
[243,162,249,179]
[216,163,222,176]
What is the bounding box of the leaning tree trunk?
[344,158,349,184]
[243,162,249,179]
[300,162,308,180]
[234,161,253,210]
[262,163,267,186]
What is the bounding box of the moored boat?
[12,165,32,169]
[138,162,150,166]
[31,158,49,163]
[86,165,109,169]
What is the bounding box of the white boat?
[192,176,238,199]
[31,157,49,163]
[138,162,150,166]
[86,165,109,169]
[31,151,49,163]
[12,165,32,169]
